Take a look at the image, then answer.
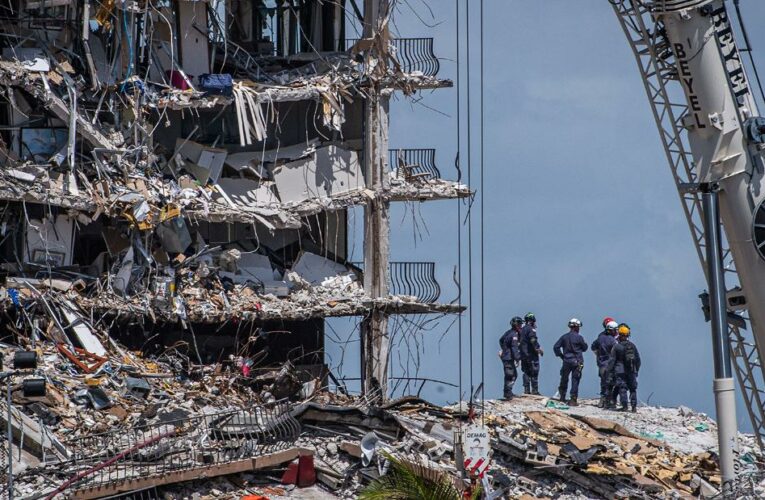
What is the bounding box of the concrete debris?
[9,385,760,498]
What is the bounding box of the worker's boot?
[631,405,637,413]
[523,384,530,395]
[557,388,566,402]
[597,397,605,408]
[531,384,540,396]
[618,404,629,412]
[568,397,578,407]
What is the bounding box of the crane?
[610,0,765,490]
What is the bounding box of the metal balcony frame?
[389,148,441,179]
[346,37,441,77]
[352,261,441,303]
[611,0,765,448]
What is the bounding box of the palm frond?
[359,451,462,500]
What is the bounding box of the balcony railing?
[389,148,441,179]
[352,261,441,303]
[346,37,440,77]
[50,402,299,492]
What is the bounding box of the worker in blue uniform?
[591,318,619,408]
[608,323,641,412]
[520,312,544,394]
[498,316,523,400]
[553,318,588,406]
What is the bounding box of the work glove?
[538,348,544,357]
[498,350,503,358]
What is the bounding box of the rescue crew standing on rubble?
[608,323,641,412]
[520,313,544,394]
[498,316,523,400]
[591,318,619,408]
[553,318,588,406]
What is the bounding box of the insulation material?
[174,139,227,185]
[25,215,75,267]
[223,152,269,179]
[177,1,210,79]
[219,252,280,284]
[214,178,279,208]
[156,217,192,254]
[233,84,267,146]
[1,48,49,71]
[291,251,351,285]
[59,300,107,357]
[272,146,364,204]
[223,141,320,179]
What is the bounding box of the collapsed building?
[0,1,466,387]
[0,0,473,497]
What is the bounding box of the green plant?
[359,451,481,500]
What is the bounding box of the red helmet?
[602,317,615,328]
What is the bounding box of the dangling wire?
[455,0,463,415]
[466,0,474,405]
[479,0,486,419]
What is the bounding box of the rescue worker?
[498,316,523,400]
[591,318,619,408]
[520,312,544,394]
[553,318,588,406]
[608,323,641,412]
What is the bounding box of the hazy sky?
[327,0,765,432]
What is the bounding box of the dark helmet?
[511,316,523,326]
[524,312,536,323]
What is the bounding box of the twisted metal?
[47,402,299,493]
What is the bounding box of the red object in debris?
[166,70,191,90]
[281,461,299,485]
[297,453,316,487]
[241,496,269,500]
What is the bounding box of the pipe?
[43,430,175,500]
[702,186,738,492]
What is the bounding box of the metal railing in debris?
[352,261,441,303]
[346,38,441,77]
[389,149,441,179]
[53,402,299,492]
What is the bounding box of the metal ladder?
[610,0,765,448]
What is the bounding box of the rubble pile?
[12,378,763,498]
[0,310,756,500]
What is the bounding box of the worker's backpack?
[623,342,637,371]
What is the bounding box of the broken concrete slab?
[272,146,364,204]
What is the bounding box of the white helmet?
[568,318,582,328]
[606,320,618,331]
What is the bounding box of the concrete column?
[360,0,391,399]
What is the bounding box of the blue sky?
[327,0,765,431]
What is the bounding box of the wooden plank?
[71,448,308,499]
